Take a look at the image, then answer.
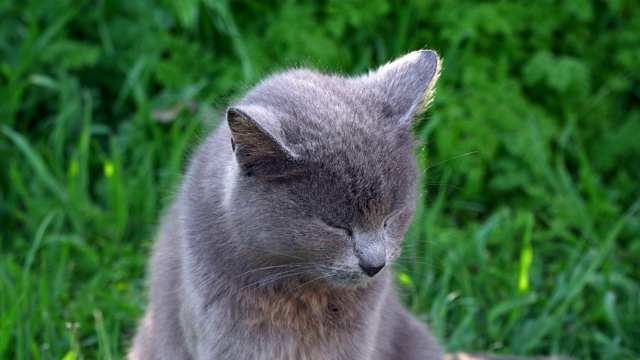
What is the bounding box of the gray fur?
[129,50,442,360]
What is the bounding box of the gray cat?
[129,50,442,360]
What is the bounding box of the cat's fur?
[129,50,442,360]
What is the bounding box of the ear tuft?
[227,106,299,176]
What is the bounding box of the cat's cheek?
[383,209,414,235]
[382,230,406,263]
[386,242,402,263]
[384,226,406,244]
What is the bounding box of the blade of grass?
[1,125,67,203]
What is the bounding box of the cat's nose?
[359,260,385,277]
[353,231,386,277]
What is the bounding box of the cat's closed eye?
[322,221,353,237]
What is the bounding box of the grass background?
[1,0,639,359]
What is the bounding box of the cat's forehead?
[245,70,373,119]
[243,70,398,153]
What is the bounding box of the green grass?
[1,1,639,359]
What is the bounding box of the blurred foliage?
[1,0,639,359]
[2,0,638,208]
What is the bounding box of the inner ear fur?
[227,106,300,176]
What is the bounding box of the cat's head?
[225,50,441,288]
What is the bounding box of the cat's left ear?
[360,50,441,124]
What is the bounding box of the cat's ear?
[361,50,441,123]
[227,106,299,176]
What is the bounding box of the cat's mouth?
[325,268,385,289]
[314,253,392,289]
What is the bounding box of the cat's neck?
[222,271,390,330]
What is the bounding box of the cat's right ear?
[226,106,299,176]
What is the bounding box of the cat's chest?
[208,315,372,360]
[233,290,361,337]
[199,290,375,359]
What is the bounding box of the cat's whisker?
[396,250,431,258]
[397,257,433,264]
[396,254,439,265]
[234,263,312,279]
[234,244,338,264]
[396,256,431,263]
[240,266,318,294]
[424,182,463,191]
[425,151,478,171]
[398,257,446,272]
[286,273,335,294]
[240,271,300,293]
[235,244,306,260]
[248,273,315,296]
[281,272,317,294]
[248,266,312,283]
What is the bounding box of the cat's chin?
[325,271,384,290]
